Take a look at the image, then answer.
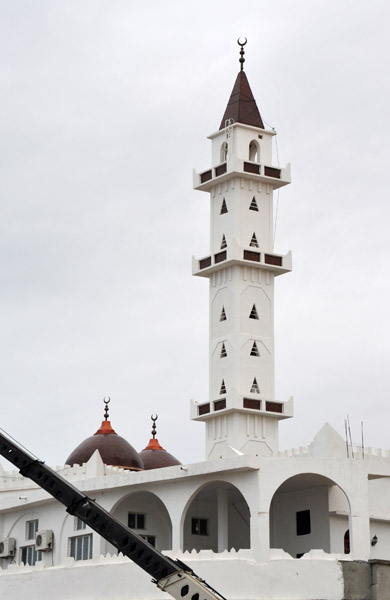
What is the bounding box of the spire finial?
[103,396,111,421]
[151,414,158,438]
[237,37,247,71]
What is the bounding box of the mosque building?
[0,43,390,600]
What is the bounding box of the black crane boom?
[0,429,227,600]
[0,431,180,579]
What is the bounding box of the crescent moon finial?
[237,37,247,71]
[151,414,158,438]
[103,396,111,420]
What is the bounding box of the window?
[249,197,259,211]
[249,304,259,319]
[140,535,156,547]
[220,306,227,321]
[296,510,311,536]
[220,235,227,249]
[250,341,260,357]
[220,380,226,395]
[250,378,260,394]
[220,343,227,358]
[191,518,208,536]
[250,233,259,248]
[128,513,145,529]
[20,545,42,566]
[26,519,39,540]
[220,198,228,215]
[69,534,93,561]
[75,517,86,531]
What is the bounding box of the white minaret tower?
[191,41,293,460]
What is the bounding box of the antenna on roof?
[361,421,365,459]
[344,419,349,458]
[237,37,247,71]
[347,414,354,458]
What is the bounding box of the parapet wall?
[0,550,345,600]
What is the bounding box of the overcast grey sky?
[1,1,390,467]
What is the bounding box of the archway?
[111,491,172,552]
[249,140,259,162]
[269,473,351,558]
[182,481,250,552]
[220,142,228,163]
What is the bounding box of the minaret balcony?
[192,244,292,278]
[190,395,294,422]
[193,159,291,192]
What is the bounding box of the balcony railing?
[243,250,261,262]
[198,161,283,186]
[197,398,284,417]
[264,254,282,267]
[198,250,284,271]
[215,163,227,177]
[243,161,260,175]
[199,256,212,270]
[214,250,227,264]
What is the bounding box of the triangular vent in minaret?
[249,304,259,319]
[250,341,260,357]
[221,235,227,249]
[220,380,226,395]
[249,197,259,211]
[220,343,227,358]
[220,198,228,215]
[220,306,227,321]
[250,233,259,248]
[250,378,260,394]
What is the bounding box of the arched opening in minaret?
[269,473,351,558]
[344,529,350,554]
[249,140,260,163]
[109,491,172,553]
[182,481,250,552]
[220,142,228,163]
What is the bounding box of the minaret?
[191,41,293,460]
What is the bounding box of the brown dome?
[66,418,143,471]
[139,437,181,470]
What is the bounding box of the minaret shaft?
[191,73,293,460]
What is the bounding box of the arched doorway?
[111,491,172,552]
[269,473,350,558]
[182,481,250,552]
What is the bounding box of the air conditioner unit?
[35,530,53,551]
[0,538,16,558]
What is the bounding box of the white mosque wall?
[1,430,390,599]
[0,550,346,600]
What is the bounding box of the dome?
[65,400,143,471]
[139,415,181,470]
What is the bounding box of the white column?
[171,516,181,553]
[217,488,229,552]
[340,469,370,560]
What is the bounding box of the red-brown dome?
[139,436,181,470]
[66,416,143,471]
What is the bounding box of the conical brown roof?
[219,70,264,130]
